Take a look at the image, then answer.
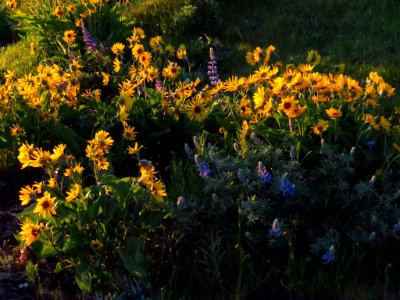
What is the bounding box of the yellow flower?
[177,44,187,60]
[52,5,64,17]
[286,105,307,118]
[127,142,143,156]
[253,86,268,109]
[132,43,145,60]
[19,185,37,205]
[113,57,122,73]
[63,30,76,44]
[64,163,84,177]
[101,72,110,86]
[10,124,23,137]
[94,156,110,170]
[150,180,167,203]
[94,130,114,153]
[312,119,329,135]
[379,116,391,132]
[186,95,208,122]
[306,50,321,65]
[325,107,342,120]
[123,122,137,141]
[246,51,256,66]
[18,142,35,169]
[91,239,103,249]
[31,148,52,168]
[20,219,40,246]
[111,42,125,55]
[34,191,57,217]
[66,183,81,202]
[47,177,57,188]
[139,52,152,67]
[50,144,68,164]
[162,61,181,79]
[119,105,129,122]
[278,96,298,114]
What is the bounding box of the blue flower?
[268,218,282,238]
[194,154,212,179]
[280,175,295,197]
[257,161,272,184]
[366,140,376,149]
[393,221,400,233]
[322,246,336,264]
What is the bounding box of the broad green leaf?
[118,236,147,277]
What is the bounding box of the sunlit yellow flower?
[20,219,40,246]
[17,142,34,169]
[177,44,187,60]
[132,43,145,60]
[122,122,136,141]
[239,98,252,116]
[31,148,52,168]
[19,185,37,205]
[263,45,276,65]
[139,51,152,67]
[119,104,129,122]
[377,81,395,98]
[94,156,110,170]
[162,61,181,79]
[6,0,17,11]
[111,42,125,55]
[127,142,143,156]
[94,130,114,153]
[63,30,76,44]
[286,105,306,118]
[101,72,110,86]
[253,86,268,109]
[66,183,81,202]
[10,124,23,137]
[223,75,244,92]
[150,180,167,203]
[50,144,68,164]
[325,107,342,120]
[186,95,208,122]
[312,119,329,135]
[64,163,84,177]
[246,51,256,66]
[52,5,64,17]
[278,96,298,114]
[67,4,76,12]
[113,57,122,73]
[34,191,57,217]
[47,177,57,188]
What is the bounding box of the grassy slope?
[209,0,400,90]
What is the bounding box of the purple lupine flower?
[280,175,295,197]
[155,79,163,91]
[81,23,97,51]
[194,154,212,179]
[207,48,221,87]
[251,132,263,145]
[257,161,272,184]
[322,245,336,264]
[268,218,282,238]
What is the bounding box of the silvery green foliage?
[177,133,400,265]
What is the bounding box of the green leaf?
[54,262,64,274]
[75,272,91,293]
[43,123,86,155]
[31,240,57,258]
[118,236,147,277]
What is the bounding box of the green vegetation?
[0,0,399,299]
